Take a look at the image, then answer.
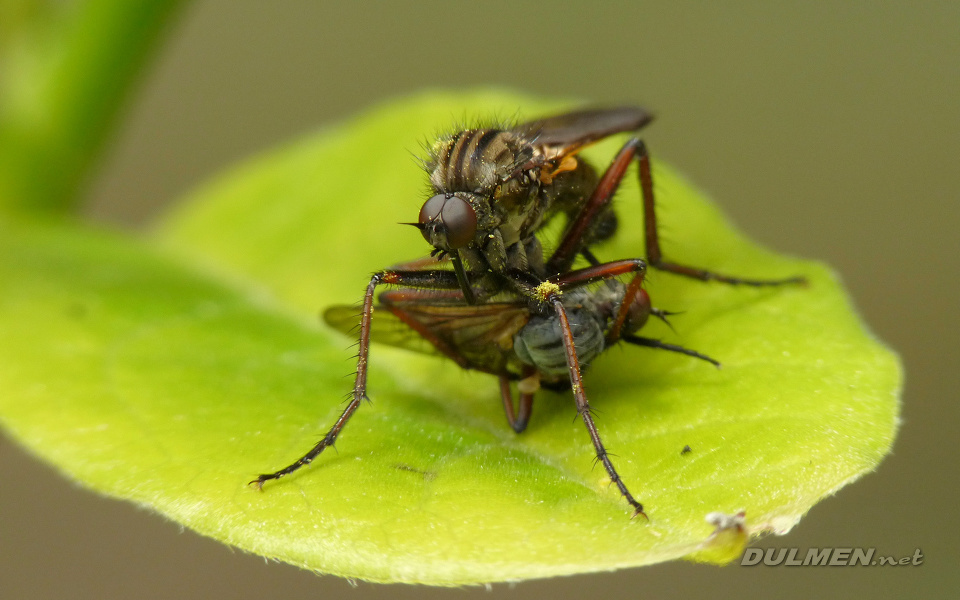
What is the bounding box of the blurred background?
[1,1,957,598]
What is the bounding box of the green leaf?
[0,0,182,214]
[0,91,900,584]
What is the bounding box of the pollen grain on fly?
[535,281,562,302]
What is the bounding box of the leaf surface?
[0,91,901,584]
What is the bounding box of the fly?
[412,107,805,305]
[251,106,805,518]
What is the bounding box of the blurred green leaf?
[0,91,900,584]
[0,0,182,213]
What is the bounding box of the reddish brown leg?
[389,253,476,304]
[549,258,646,290]
[388,254,448,270]
[548,138,805,286]
[606,269,646,345]
[546,142,636,274]
[251,268,463,488]
[546,258,648,344]
[552,261,719,365]
[503,259,647,314]
[498,372,535,434]
[633,139,805,285]
[544,292,647,519]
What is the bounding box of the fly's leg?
[498,368,537,434]
[546,145,635,273]
[631,139,804,285]
[542,258,648,344]
[550,259,722,367]
[541,288,646,519]
[548,258,646,290]
[548,138,805,286]
[502,266,650,516]
[622,335,721,367]
[251,268,462,488]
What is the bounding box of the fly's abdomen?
[514,309,605,375]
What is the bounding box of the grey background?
[2,1,957,598]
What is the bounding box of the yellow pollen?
[535,281,561,302]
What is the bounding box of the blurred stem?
[0,0,183,215]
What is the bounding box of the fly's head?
[621,286,652,335]
[417,128,542,257]
[594,280,652,337]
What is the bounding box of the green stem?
[0,0,184,215]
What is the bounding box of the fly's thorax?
[427,128,534,195]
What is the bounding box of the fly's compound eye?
[418,194,477,249]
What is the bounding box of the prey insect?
[325,270,720,434]
[251,106,804,517]
[259,255,717,519]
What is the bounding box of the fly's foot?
[249,472,282,490]
[630,503,649,521]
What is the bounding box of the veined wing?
[323,292,531,376]
[518,106,653,160]
[324,304,438,356]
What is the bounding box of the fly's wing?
[324,304,438,356]
[518,106,653,159]
[323,294,531,377]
